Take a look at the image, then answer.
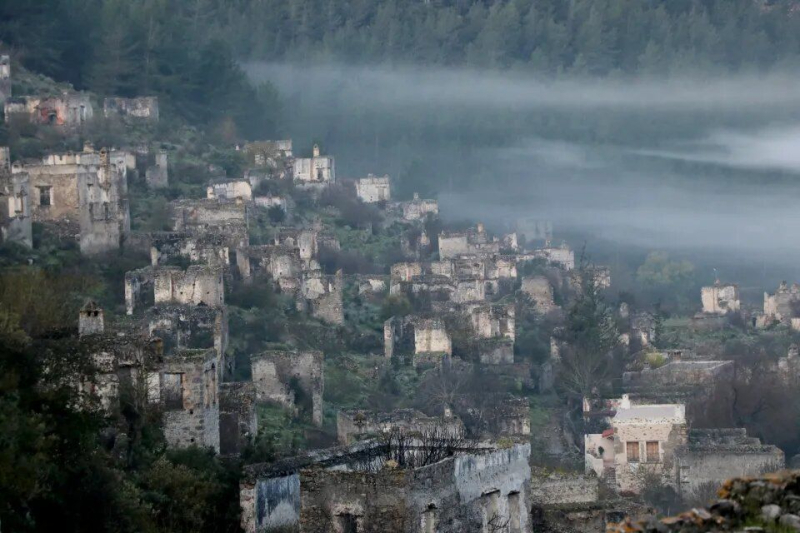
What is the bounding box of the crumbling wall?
[402,193,438,221]
[0,170,32,247]
[147,304,228,357]
[522,276,555,312]
[4,93,93,127]
[251,350,324,426]
[701,283,740,315]
[207,180,252,201]
[219,382,257,456]
[298,270,344,325]
[170,199,248,247]
[0,55,10,105]
[125,267,156,315]
[293,147,335,184]
[530,472,599,505]
[154,265,225,308]
[103,96,159,121]
[336,409,464,445]
[155,349,220,452]
[146,151,168,189]
[355,174,391,203]
[675,429,784,499]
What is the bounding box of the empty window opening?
[38,186,52,206]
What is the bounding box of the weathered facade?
[293,145,335,185]
[701,283,741,315]
[4,92,93,127]
[0,55,10,105]
[384,316,453,364]
[146,151,169,189]
[208,179,252,201]
[170,198,249,249]
[401,193,439,221]
[760,281,800,328]
[219,382,258,456]
[521,276,555,312]
[240,441,532,533]
[298,270,344,325]
[151,348,221,452]
[355,174,391,203]
[251,350,324,426]
[0,166,32,247]
[103,96,159,121]
[439,223,501,260]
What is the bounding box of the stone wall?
[155,349,220,452]
[355,174,391,203]
[530,472,600,505]
[701,283,740,315]
[298,270,344,325]
[219,382,258,456]
[522,276,555,311]
[103,96,159,121]
[401,193,438,221]
[146,151,168,189]
[153,265,225,308]
[336,409,464,445]
[4,93,93,127]
[251,350,324,426]
[0,170,32,247]
[208,179,252,201]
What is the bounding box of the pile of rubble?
[610,471,800,533]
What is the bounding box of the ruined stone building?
[146,150,168,189]
[169,198,249,254]
[208,179,252,202]
[125,264,226,315]
[238,245,303,290]
[355,174,391,203]
[336,409,465,445]
[0,151,32,247]
[298,270,344,325]
[384,315,453,365]
[584,395,783,497]
[11,147,130,253]
[243,140,293,166]
[622,355,733,399]
[240,441,532,533]
[253,194,290,215]
[522,242,576,271]
[219,381,258,456]
[4,92,93,127]
[0,55,10,105]
[401,192,439,221]
[521,276,556,312]
[464,303,516,364]
[700,282,740,315]
[251,350,324,426]
[103,96,159,122]
[293,144,335,185]
[759,282,800,329]
[439,223,502,260]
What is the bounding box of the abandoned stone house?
[0,55,10,105]
[777,344,800,383]
[701,282,741,315]
[238,245,303,290]
[463,303,516,365]
[293,144,335,185]
[251,350,324,426]
[240,441,532,533]
[584,395,783,497]
[521,243,576,271]
[219,381,259,456]
[270,226,340,266]
[146,151,169,189]
[0,164,32,247]
[125,264,226,315]
[298,270,344,325]
[243,140,293,166]
[148,231,233,270]
[253,194,290,215]
[4,92,93,127]
[170,198,249,251]
[336,409,465,445]
[208,179,252,202]
[521,276,555,312]
[354,274,387,295]
[103,96,159,122]
[384,315,453,365]
[355,174,391,203]
[11,148,130,253]
[401,192,439,221]
[439,223,502,260]
[759,281,800,329]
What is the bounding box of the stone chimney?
[312,144,320,157]
[79,300,104,336]
[477,222,485,234]
[620,394,631,409]
[83,141,95,153]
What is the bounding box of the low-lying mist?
[248,63,800,285]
